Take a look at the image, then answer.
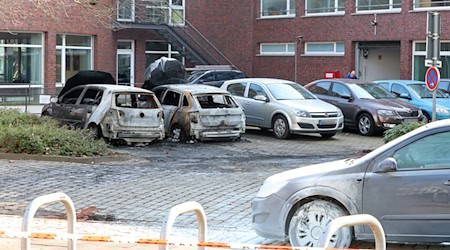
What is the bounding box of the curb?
[0,152,130,164]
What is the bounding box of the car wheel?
[41,111,51,117]
[169,124,187,142]
[357,113,375,136]
[320,132,336,138]
[422,111,431,123]
[288,200,352,248]
[272,115,290,139]
[88,124,103,139]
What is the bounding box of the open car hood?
[59,70,116,97]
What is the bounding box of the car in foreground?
[375,79,450,122]
[221,78,344,139]
[152,84,245,141]
[305,79,423,136]
[42,71,165,144]
[187,69,246,87]
[252,119,450,247]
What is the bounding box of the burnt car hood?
[59,70,116,97]
[362,98,419,111]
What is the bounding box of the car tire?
[320,132,336,138]
[288,200,352,248]
[272,115,290,139]
[88,123,103,139]
[41,111,51,117]
[169,124,187,142]
[422,111,431,123]
[357,113,375,136]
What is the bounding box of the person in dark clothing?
[346,70,358,79]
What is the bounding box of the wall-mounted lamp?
[363,49,369,59]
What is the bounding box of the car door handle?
[443,180,450,186]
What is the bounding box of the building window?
[145,41,183,67]
[306,0,345,15]
[261,0,295,18]
[56,34,93,85]
[413,0,450,9]
[413,41,450,81]
[117,0,135,21]
[356,0,401,12]
[145,0,185,25]
[304,42,345,56]
[260,43,295,56]
[0,32,43,85]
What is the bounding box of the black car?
[187,69,246,87]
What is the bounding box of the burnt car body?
[152,84,245,140]
[42,71,164,144]
[305,79,423,135]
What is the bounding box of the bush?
[383,121,426,143]
[0,109,111,156]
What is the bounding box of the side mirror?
[399,93,411,100]
[340,94,353,101]
[373,157,397,173]
[254,95,268,102]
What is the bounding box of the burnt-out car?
[152,84,245,141]
[42,71,164,144]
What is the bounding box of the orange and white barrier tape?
[0,229,373,250]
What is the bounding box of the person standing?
[346,70,357,79]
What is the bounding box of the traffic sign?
[425,66,440,91]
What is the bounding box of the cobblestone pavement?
[0,129,447,249]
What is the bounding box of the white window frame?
[144,0,185,25]
[259,43,295,56]
[145,40,184,65]
[117,0,135,22]
[413,0,450,10]
[304,42,345,56]
[412,40,450,80]
[260,0,295,19]
[355,0,401,13]
[305,0,345,16]
[0,32,44,87]
[117,40,135,86]
[56,34,94,86]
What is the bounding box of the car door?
[53,87,85,125]
[225,81,248,107]
[363,130,450,242]
[239,82,270,127]
[328,82,357,125]
[160,90,181,131]
[76,87,103,128]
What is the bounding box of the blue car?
[375,80,450,122]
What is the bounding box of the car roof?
[157,84,230,94]
[310,78,376,85]
[80,84,155,93]
[375,80,425,85]
[225,78,296,85]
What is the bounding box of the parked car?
[305,79,423,136]
[221,78,344,139]
[375,80,450,123]
[187,69,246,87]
[42,71,165,144]
[152,84,245,141]
[252,119,450,247]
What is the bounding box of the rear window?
[115,93,159,109]
[195,94,239,109]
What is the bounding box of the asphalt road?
[0,129,447,249]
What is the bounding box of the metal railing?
[0,86,59,113]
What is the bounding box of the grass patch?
[0,109,111,157]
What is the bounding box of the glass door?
[117,40,134,86]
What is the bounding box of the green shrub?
[0,109,111,156]
[383,121,426,143]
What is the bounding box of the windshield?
[356,84,396,99]
[195,94,239,109]
[408,84,447,98]
[187,71,204,82]
[266,83,316,100]
[346,84,375,99]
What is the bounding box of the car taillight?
[190,112,199,123]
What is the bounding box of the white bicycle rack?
[21,192,76,250]
[318,214,386,250]
[160,201,207,250]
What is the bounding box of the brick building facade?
[0,0,449,104]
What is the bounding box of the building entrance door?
[357,42,400,81]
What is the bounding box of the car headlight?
[336,109,343,117]
[436,108,450,115]
[377,109,396,116]
[293,109,310,117]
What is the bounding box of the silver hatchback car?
[221,78,344,139]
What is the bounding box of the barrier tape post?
[318,214,386,250]
[160,201,207,250]
[21,192,76,250]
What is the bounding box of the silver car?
[153,84,245,141]
[252,119,450,247]
[221,78,344,139]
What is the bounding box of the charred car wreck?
[153,84,246,141]
[42,71,165,144]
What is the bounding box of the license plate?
[319,119,335,125]
[403,118,418,124]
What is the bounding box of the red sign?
[425,66,440,91]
